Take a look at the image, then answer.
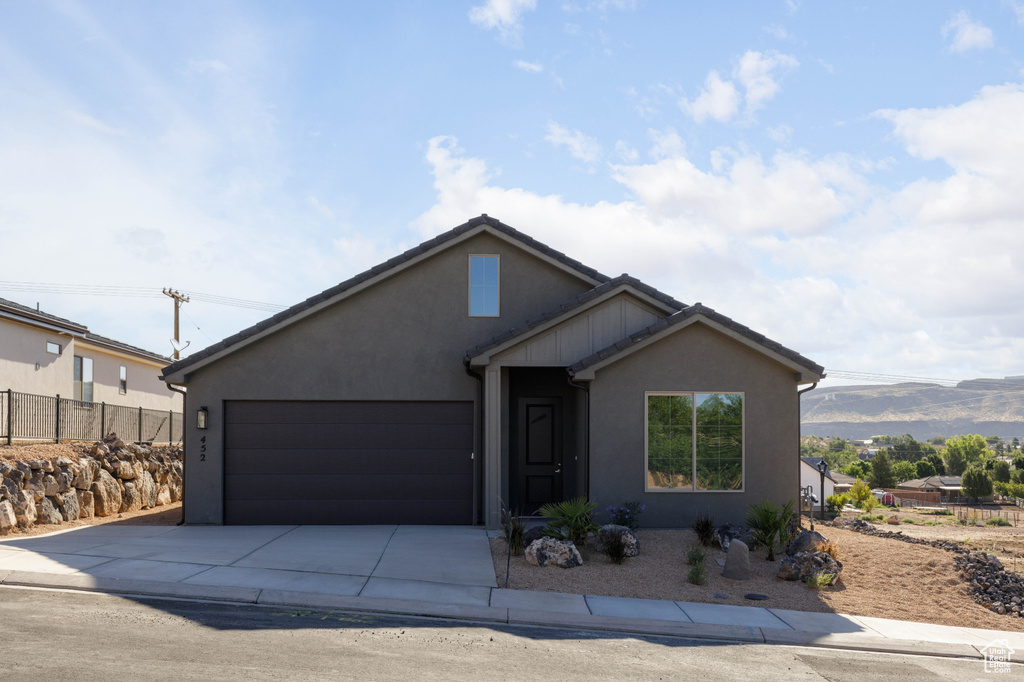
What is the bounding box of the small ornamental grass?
[813,539,841,562]
[805,572,835,589]
[685,544,708,585]
[606,500,645,531]
[986,516,1011,527]
[500,504,526,556]
[692,513,717,548]
[686,545,707,566]
[603,531,629,564]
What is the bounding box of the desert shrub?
[922,508,952,515]
[825,493,848,513]
[861,495,881,513]
[986,516,1011,527]
[813,539,841,561]
[537,497,599,546]
[686,545,707,566]
[745,498,795,561]
[500,505,526,556]
[692,513,717,547]
[849,478,872,507]
[805,572,835,589]
[901,518,917,524]
[859,513,884,522]
[603,530,629,564]
[606,500,645,530]
[687,561,707,585]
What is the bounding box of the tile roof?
[464,274,686,361]
[569,302,826,376]
[163,215,612,378]
[0,296,88,333]
[801,456,836,481]
[897,475,962,489]
[82,332,172,364]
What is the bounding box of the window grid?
[468,254,499,317]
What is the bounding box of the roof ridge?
[0,296,89,331]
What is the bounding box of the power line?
[0,280,288,313]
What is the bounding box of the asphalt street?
[0,586,1004,681]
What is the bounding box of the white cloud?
[1010,1,1024,25]
[469,0,538,46]
[942,11,994,53]
[767,124,792,144]
[680,70,740,123]
[732,50,799,114]
[544,122,602,163]
[513,59,543,72]
[763,24,793,40]
[614,140,638,162]
[646,127,685,160]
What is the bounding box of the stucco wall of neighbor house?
[800,462,835,505]
[587,322,802,528]
[76,342,182,411]
[175,231,597,524]
[0,320,74,396]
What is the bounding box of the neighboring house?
[800,457,836,505]
[0,296,182,411]
[897,475,962,496]
[162,216,824,528]
[830,471,857,494]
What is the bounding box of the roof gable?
[569,302,825,382]
[162,215,610,381]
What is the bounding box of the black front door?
[515,397,563,515]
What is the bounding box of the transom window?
[646,392,743,492]
[469,254,499,317]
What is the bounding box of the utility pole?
[162,289,190,360]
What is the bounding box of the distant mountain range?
[800,376,1024,440]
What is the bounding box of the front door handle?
[554,464,562,473]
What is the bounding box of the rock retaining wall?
[0,435,182,534]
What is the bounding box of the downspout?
[567,371,590,501]
[166,382,187,526]
[464,358,484,526]
[798,381,819,517]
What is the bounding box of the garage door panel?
[224,499,471,525]
[223,400,474,525]
[224,448,472,476]
[225,400,474,426]
[225,473,473,501]
[224,422,473,450]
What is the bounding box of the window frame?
[644,390,745,493]
[119,365,127,395]
[46,341,62,355]
[73,355,94,403]
[468,254,500,317]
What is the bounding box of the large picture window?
[646,392,743,492]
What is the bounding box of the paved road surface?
[0,587,1005,681]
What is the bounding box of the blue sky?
[2,1,1023,387]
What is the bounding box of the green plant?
[860,495,880,513]
[849,478,872,507]
[805,572,835,589]
[901,517,916,524]
[686,545,707,566]
[687,561,707,585]
[606,500,645,530]
[692,513,717,547]
[825,493,849,513]
[859,513,884,522]
[537,497,599,546]
[500,505,527,556]
[986,516,1011,526]
[745,498,795,561]
[922,508,952,516]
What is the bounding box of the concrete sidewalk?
[0,525,1020,661]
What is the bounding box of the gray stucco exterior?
[163,216,823,528]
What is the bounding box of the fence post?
[138,406,143,443]
[6,389,11,445]
[101,402,106,440]
[55,394,61,443]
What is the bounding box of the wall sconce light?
[197,406,209,430]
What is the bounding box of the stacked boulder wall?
[56,490,80,522]
[91,469,123,517]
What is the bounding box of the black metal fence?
[1,389,182,445]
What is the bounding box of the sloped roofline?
[162,215,611,381]
[464,274,685,365]
[0,296,171,364]
[568,302,826,382]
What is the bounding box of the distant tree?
[992,460,1011,483]
[822,445,861,470]
[961,465,993,501]
[873,435,893,444]
[842,460,871,480]
[927,453,946,476]
[1015,469,1024,485]
[828,439,847,452]
[1013,455,1024,471]
[995,441,1006,455]
[915,459,936,478]
[928,436,946,446]
[920,443,937,456]
[889,434,923,462]
[986,436,1002,444]
[849,478,873,506]
[984,457,996,471]
[1013,436,1020,449]
[892,460,917,483]
[944,434,987,476]
[869,450,896,489]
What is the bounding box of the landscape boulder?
[721,539,752,580]
[717,523,755,552]
[525,537,583,569]
[155,485,171,507]
[13,490,37,526]
[778,551,843,585]
[76,490,95,518]
[522,526,546,549]
[0,499,16,531]
[91,469,122,517]
[786,529,829,556]
[56,490,80,522]
[119,480,143,513]
[35,497,64,525]
[594,524,640,557]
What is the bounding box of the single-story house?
[1,296,182,411]
[830,471,857,494]
[800,456,836,507]
[161,216,824,528]
[897,475,962,495]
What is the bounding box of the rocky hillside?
[801,377,1024,440]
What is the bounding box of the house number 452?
[200,436,207,462]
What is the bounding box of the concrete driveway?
[0,524,497,606]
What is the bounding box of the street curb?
[0,575,992,660]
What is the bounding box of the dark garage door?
[224,400,474,525]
